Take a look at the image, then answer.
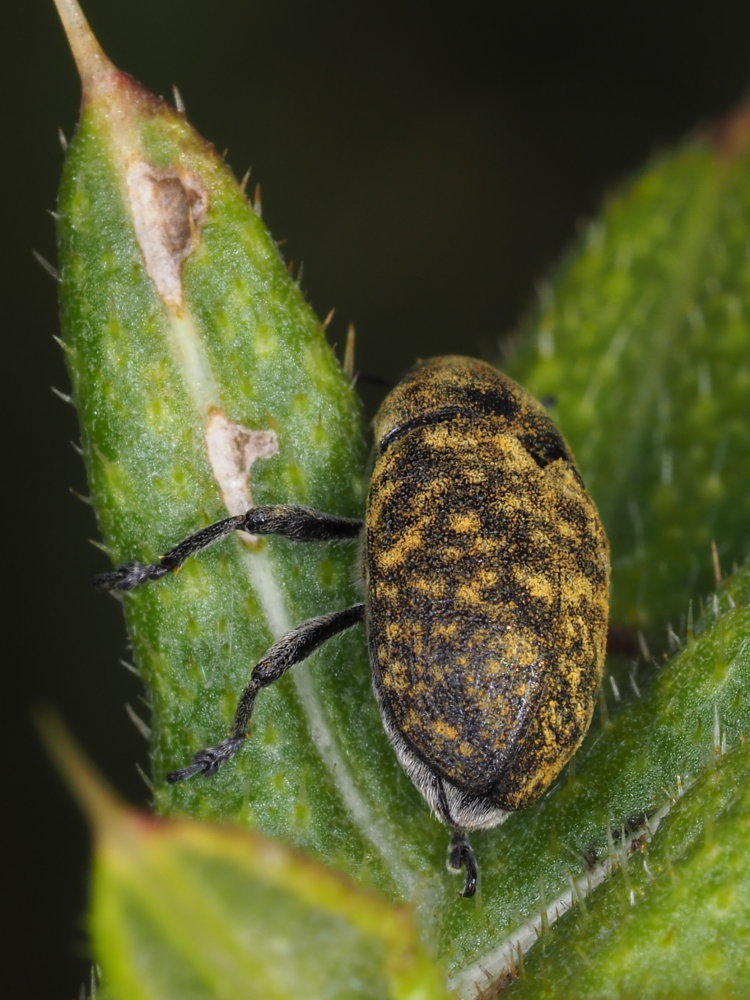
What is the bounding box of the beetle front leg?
[94,504,363,591]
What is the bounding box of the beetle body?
[97,354,610,897]
[366,356,610,834]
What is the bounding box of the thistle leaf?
[506,740,750,998]
[39,715,450,1000]
[53,0,403,890]
[510,110,750,633]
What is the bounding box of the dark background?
[4,1,749,995]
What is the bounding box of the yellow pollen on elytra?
[449,511,481,533]
[455,582,482,604]
[434,720,459,741]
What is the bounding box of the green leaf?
[39,715,450,1000]
[93,817,447,1000]
[507,739,750,999]
[53,0,399,891]
[509,112,750,633]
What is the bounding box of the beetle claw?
[448,830,478,898]
[166,735,245,783]
[93,560,171,591]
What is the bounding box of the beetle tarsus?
[94,561,171,591]
[448,830,478,898]
[166,735,246,783]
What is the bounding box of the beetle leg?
[448,829,478,898]
[167,603,366,783]
[94,505,363,590]
[436,776,455,824]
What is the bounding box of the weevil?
[96,355,610,897]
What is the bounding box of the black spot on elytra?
[461,385,520,422]
[518,428,570,469]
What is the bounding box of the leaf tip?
[702,102,750,159]
[34,705,129,840]
[52,0,116,99]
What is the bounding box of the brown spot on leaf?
[126,160,208,310]
[205,410,279,543]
